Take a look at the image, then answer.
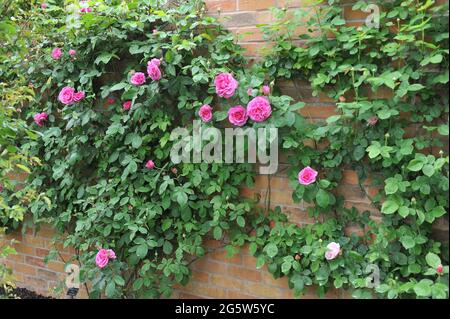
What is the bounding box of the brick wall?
[1,0,448,299]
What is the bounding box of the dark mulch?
[0,286,54,299]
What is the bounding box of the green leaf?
[407,159,424,171]
[213,226,222,240]
[114,276,125,286]
[408,84,425,91]
[381,200,399,215]
[400,236,415,249]
[414,280,432,297]
[422,164,435,177]
[94,52,118,65]
[105,281,116,297]
[425,253,441,268]
[264,243,278,258]
[316,189,330,208]
[136,244,148,258]
[131,135,142,149]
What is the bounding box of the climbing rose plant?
[7,0,448,299]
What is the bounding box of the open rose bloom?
[215,73,238,98]
[95,248,116,269]
[199,104,213,122]
[147,59,162,81]
[247,96,272,122]
[228,105,248,126]
[298,166,318,185]
[33,112,49,126]
[123,101,132,110]
[58,86,84,105]
[325,242,340,260]
[130,72,146,86]
[51,48,62,60]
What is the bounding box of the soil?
[0,286,54,299]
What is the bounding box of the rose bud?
[338,96,346,102]
[436,264,444,274]
[171,167,178,174]
[295,254,301,261]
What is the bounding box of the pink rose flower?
[68,49,76,56]
[33,112,49,126]
[198,104,213,122]
[51,48,62,60]
[214,73,238,99]
[73,91,85,102]
[228,105,248,126]
[41,3,48,9]
[246,96,272,122]
[130,72,146,86]
[58,86,75,105]
[123,101,132,110]
[145,160,155,169]
[367,116,378,127]
[262,85,270,95]
[298,166,318,185]
[149,58,161,67]
[107,97,115,105]
[95,248,116,269]
[147,60,162,81]
[325,242,340,260]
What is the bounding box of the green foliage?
[251,0,449,298]
[6,0,449,300]
[18,0,301,298]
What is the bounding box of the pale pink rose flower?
[130,72,146,86]
[325,242,340,260]
[262,85,270,95]
[95,249,110,268]
[298,166,318,185]
[69,49,76,56]
[214,73,238,99]
[58,86,75,105]
[33,112,49,126]
[145,160,155,169]
[198,104,213,122]
[123,101,132,110]
[153,29,158,34]
[147,61,162,81]
[41,3,48,9]
[247,96,272,122]
[228,105,248,126]
[51,48,62,60]
[73,91,85,102]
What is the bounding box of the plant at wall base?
[19,0,301,298]
[0,0,47,297]
[247,0,449,298]
[11,0,449,299]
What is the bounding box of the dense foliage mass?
[1,0,448,299]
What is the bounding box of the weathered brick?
[227,265,261,282]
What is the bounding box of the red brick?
[238,0,277,11]
[227,265,261,282]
